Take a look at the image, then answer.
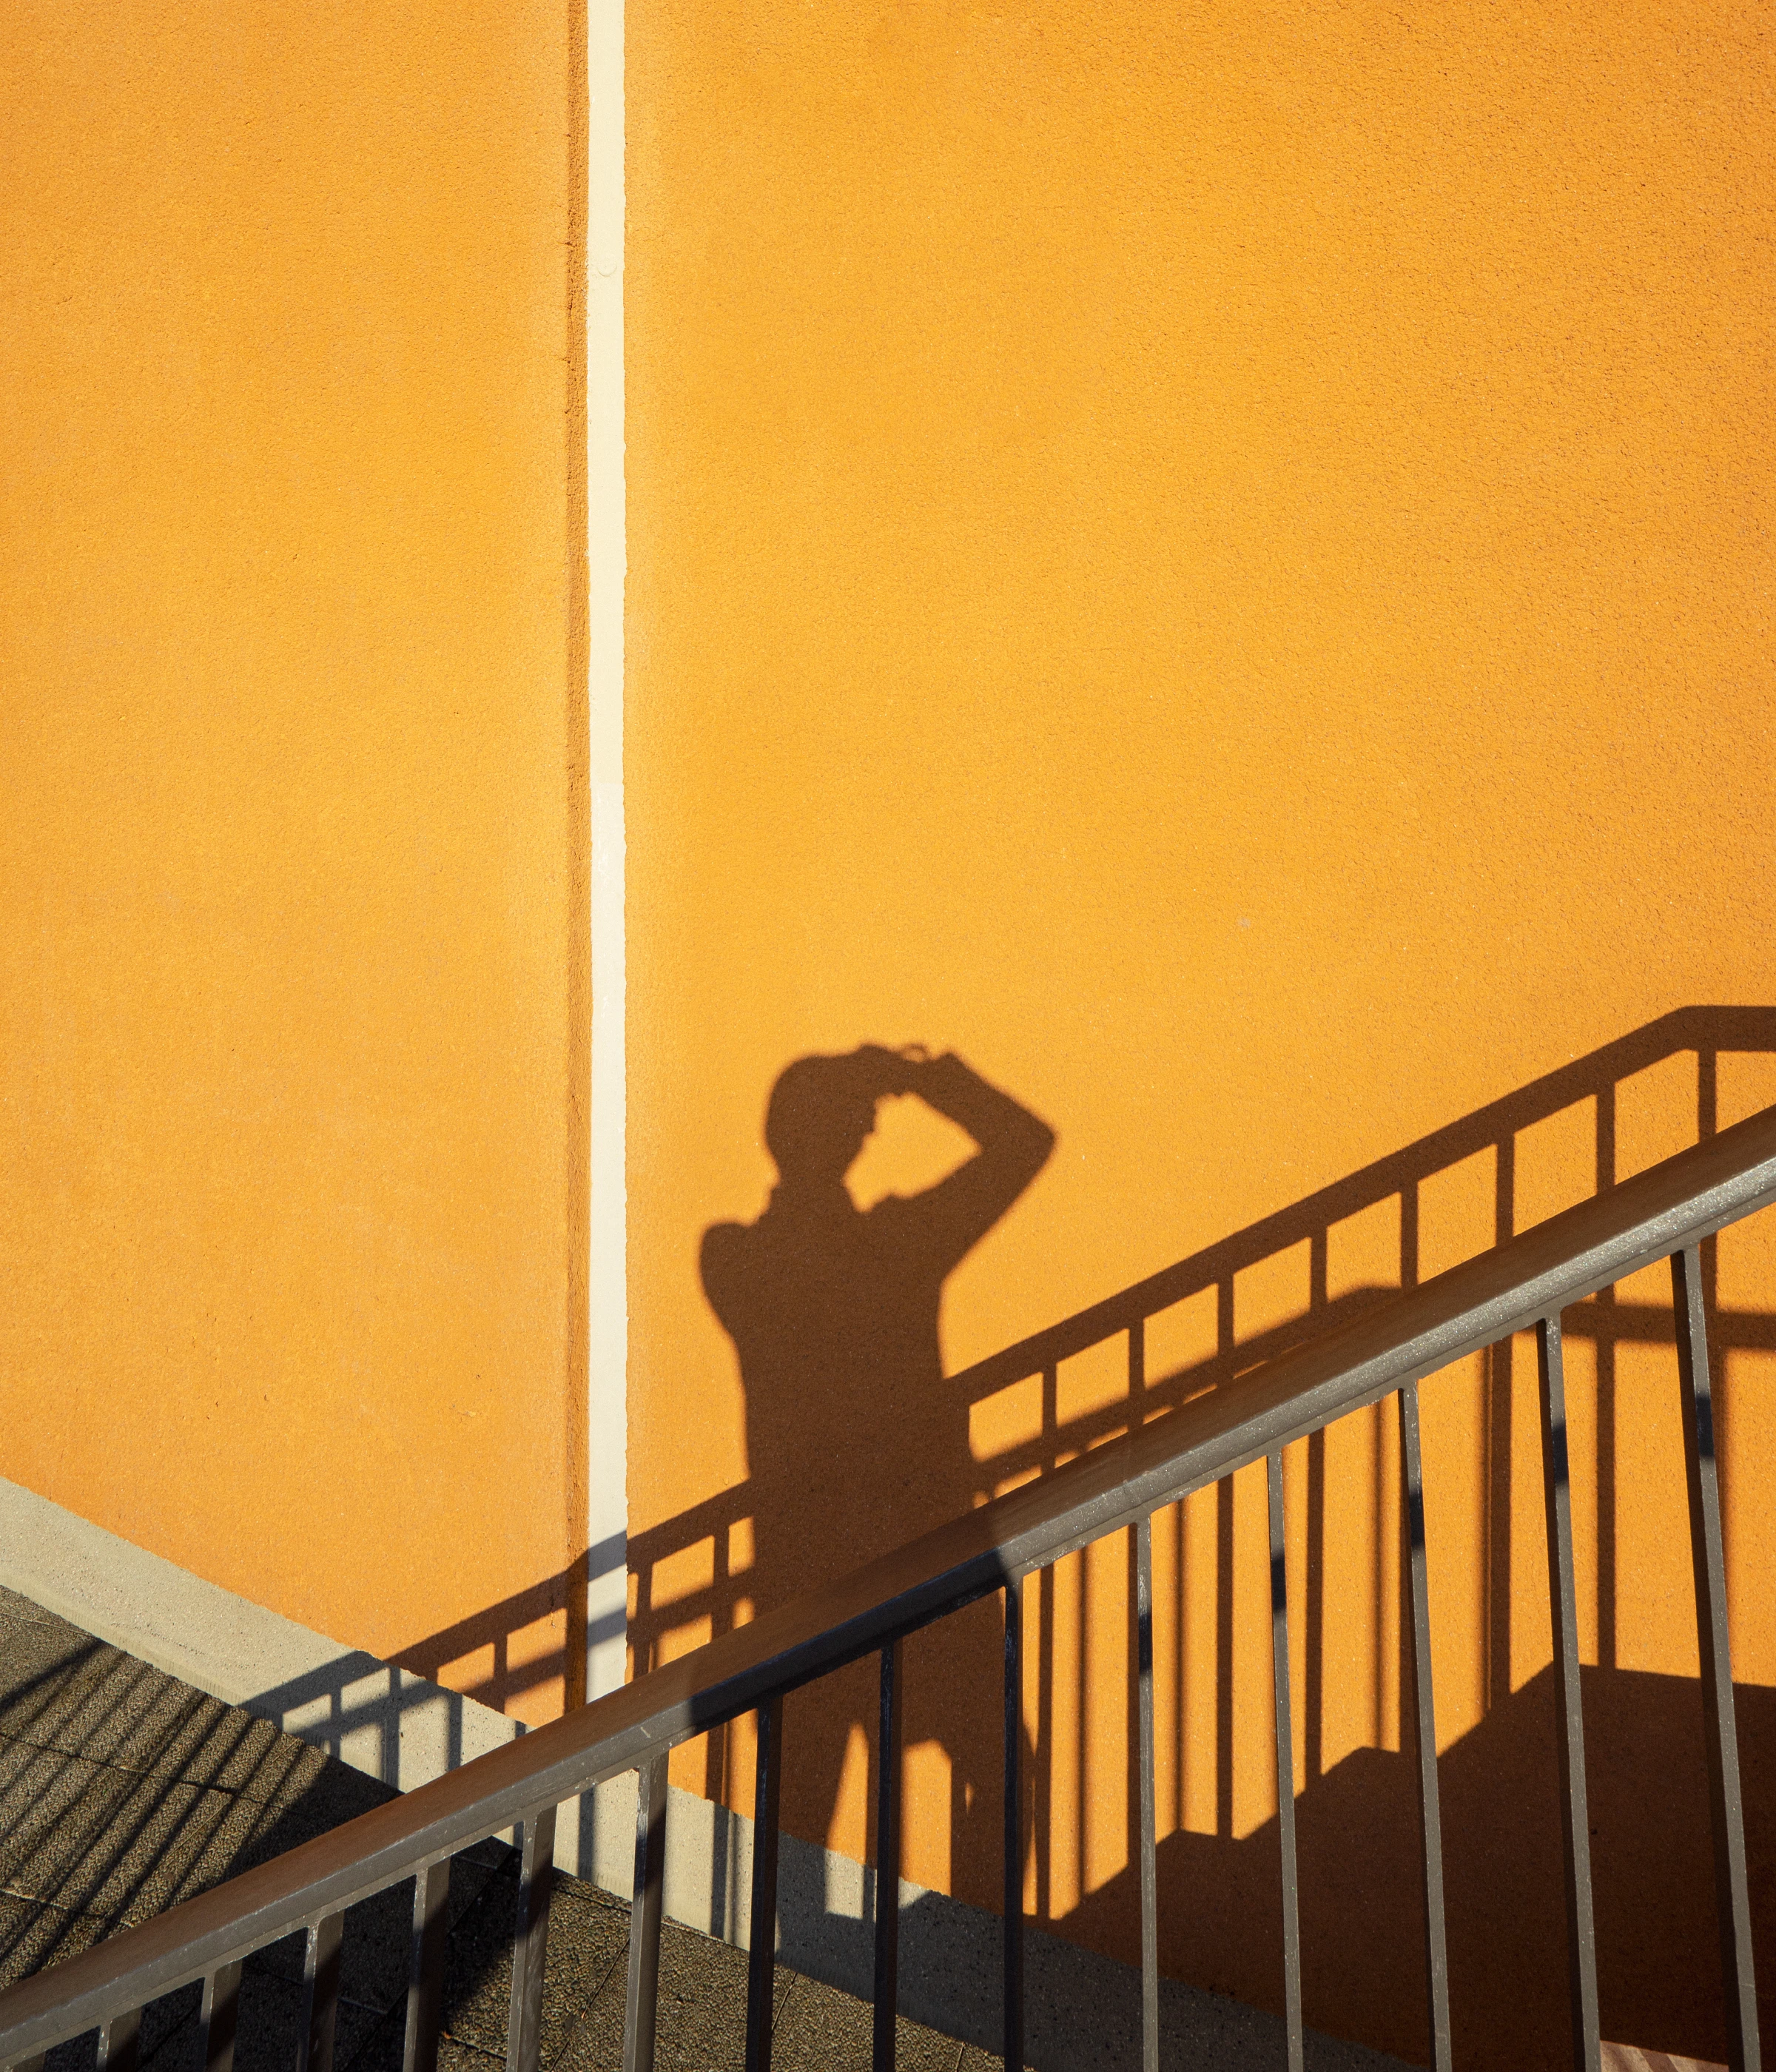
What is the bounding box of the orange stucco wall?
[627,1,1776,2060]
[10,0,1776,2057]
[1,1,586,1722]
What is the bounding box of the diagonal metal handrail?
[4,1103,1776,2072]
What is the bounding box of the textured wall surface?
[0,1,585,1722]
[626,1,1776,2060]
[8,0,1776,2056]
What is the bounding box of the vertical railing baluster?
[1536,1314,1601,2072]
[1134,1516,1159,2072]
[1267,1454,1304,2072]
[96,2009,141,2072]
[625,1755,669,2072]
[297,1911,343,2072]
[1398,1382,1453,2072]
[873,1641,904,2072]
[505,1805,558,2072]
[1004,1572,1025,2072]
[745,1699,783,2072]
[199,1962,242,2072]
[1672,1245,1761,2072]
[403,1859,451,2072]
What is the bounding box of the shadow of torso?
[703,1185,972,1603]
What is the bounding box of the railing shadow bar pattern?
[938,1009,1776,1417]
[5,1106,1776,2072]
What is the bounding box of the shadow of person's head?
[764,1049,899,1187]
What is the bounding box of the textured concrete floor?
[0,1584,1003,2072]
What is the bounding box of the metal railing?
[5,1103,1776,2072]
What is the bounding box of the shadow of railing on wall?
[386,1533,628,1728]
[625,1004,1776,2065]
[233,1536,632,1795]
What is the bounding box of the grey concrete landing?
[0,1584,1407,2071]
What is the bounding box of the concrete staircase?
[0,1584,981,2072]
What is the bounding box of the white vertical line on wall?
[586,0,626,1706]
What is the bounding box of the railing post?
[625,1755,669,2072]
[198,1962,241,2072]
[745,1699,783,2072]
[1003,1572,1025,2072]
[1672,1245,1760,2072]
[297,1912,343,2072]
[1134,1516,1159,2072]
[1536,1314,1601,2072]
[505,1805,557,2072]
[873,1641,903,2072]
[1267,1455,1303,2072]
[403,1858,451,2072]
[1398,1381,1453,2072]
[95,2010,140,2072]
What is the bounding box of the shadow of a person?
[701,1046,1054,1883]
